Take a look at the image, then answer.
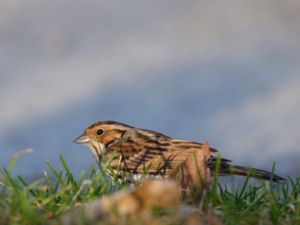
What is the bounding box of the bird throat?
[85,140,106,160]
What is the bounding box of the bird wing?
[106,133,220,175]
[116,147,207,175]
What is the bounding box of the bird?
[74,120,285,183]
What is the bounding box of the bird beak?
[73,134,91,144]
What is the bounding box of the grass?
[0,153,299,225]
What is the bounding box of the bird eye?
[96,129,104,136]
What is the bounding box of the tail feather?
[219,164,286,182]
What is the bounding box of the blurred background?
[1,0,299,178]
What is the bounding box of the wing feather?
[118,148,200,174]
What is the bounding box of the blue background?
[1,1,299,178]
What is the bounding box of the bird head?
[74,121,133,160]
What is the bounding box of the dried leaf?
[63,180,180,225]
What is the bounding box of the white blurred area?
[0,1,299,177]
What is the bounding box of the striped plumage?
[74,121,285,182]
